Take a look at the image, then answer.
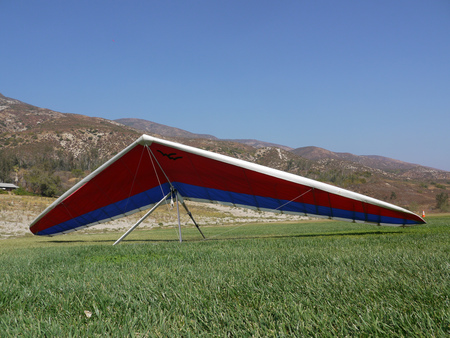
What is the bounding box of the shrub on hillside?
[24,169,62,197]
[13,187,36,196]
[435,192,449,211]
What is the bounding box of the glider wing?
[30,135,425,236]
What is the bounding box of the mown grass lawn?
[1,216,449,336]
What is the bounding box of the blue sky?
[1,1,449,171]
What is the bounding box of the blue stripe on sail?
[175,183,416,225]
[38,182,418,235]
[37,184,172,236]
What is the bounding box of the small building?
[0,183,19,191]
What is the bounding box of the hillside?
[225,139,293,151]
[0,93,140,154]
[115,118,217,140]
[292,146,448,181]
[1,93,449,213]
[116,118,295,151]
[292,146,420,171]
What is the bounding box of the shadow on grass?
[44,229,403,245]
[207,229,403,241]
[44,238,178,244]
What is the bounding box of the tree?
[435,192,449,211]
[71,168,84,178]
[24,169,62,197]
[0,150,17,183]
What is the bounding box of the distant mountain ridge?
[115,118,218,140]
[225,139,293,151]
[291,146,425,172]
[115,117,433,173]
[115,119,295,151]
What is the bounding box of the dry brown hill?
[292,146,417,170]
[225,139,293,151]
[292,146,448,181]
[0,93,140,147]
[115,118,217,140]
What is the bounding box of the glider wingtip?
[30,229,42,236]
[416,214,427,225]
[411,218,426,226]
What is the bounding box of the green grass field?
[1,216,449,336]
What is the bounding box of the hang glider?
[30,135,425,241]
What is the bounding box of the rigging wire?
[123,143,147,214]
[146,145,190,238]
[146,145,167,200]
[148,147,174,188]
[207,189,314,239]
[274,188,313,211]
[143,145,178,234]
